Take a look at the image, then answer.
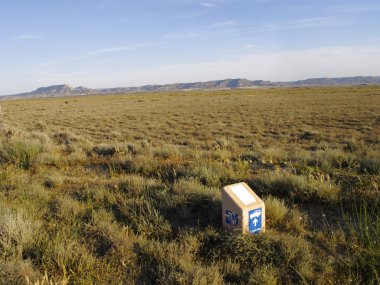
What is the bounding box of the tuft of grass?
[113,195,172,239]
[26,272,69,285]
[0,207,41,259]
[249,265,279,285]
[134,238,222,285]
[264,196,288,226]
[254,171,341,203]
[299,129,322,141]
[0,260,37,285]
[260,147,288,164]
[0,140,42,169]
[192,163,227,187]
[200,228,315,283]
[42,173,64,189]
[33,121,48,132]
[93,144,116,156]
[359,157,380,175]
[342,199,380,284]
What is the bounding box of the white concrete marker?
[222,182,265,234]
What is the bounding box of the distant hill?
[281,76,380,86]
[33,84,90,95]
[30,84,91,96]
[4,84,93,99]
[2,76,380,99]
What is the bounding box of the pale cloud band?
[89,43,148,55]
[100,45,380,85]
[12,34,42,41]
[2,45,380,94]
[200,2,216,7]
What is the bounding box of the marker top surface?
[230,184,257,205]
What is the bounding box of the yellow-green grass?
[0,86,379,284]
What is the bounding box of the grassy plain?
[0,86,379,284]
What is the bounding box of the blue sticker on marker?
[249,208,262,234]
[225,210,239,227]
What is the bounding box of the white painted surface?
[231,184,256,205]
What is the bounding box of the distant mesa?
[2,76,380,99]
[33,84,90,95]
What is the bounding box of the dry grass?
[0,86,379,284]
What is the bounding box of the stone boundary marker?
[222,182,265,234]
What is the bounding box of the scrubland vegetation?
[0,86,379,284]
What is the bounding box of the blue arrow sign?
[249,208,262,234]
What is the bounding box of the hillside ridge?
[2,76,380,99]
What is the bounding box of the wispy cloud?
[243,16,350,34]
[163,32,200,39]
[13,34,42,41]
[88,41,165,56]
[340,4,380,13]
[37,60,59,67]
[204,16,350,39]
[200,2,216,7]
[89,43,147,55]
[30,42,163,69]
[227,44,257,54]
[111,44,380,85]
[212,20,239,27]
[289,17,350,29]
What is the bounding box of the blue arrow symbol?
[253,218,258,227]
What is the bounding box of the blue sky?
[1,0,380,94]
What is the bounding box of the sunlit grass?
[0,86,379,284]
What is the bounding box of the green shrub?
[173,178,210,197]
[264,196,288,226]
[135,239,222,285]
[0,140,42,169]
[192,163,226,187]
[314,149,358,172]
[119,175,145,196]
[299,130,321,141]
[42,173,64,189]
[93,144,116,156]
[359,158,380,175]
[26,272,69,285]
[260,147,288,164]
[254,171,340,203]
[53,131,80,145]
[33,121,48,132]
[40,235,97,283]
[200,229,314,283]
[0,170,11,191]
[113,196,172,239]
[0,207,41,258]
[249,265,279,285]
[0,260,38,285]
[342,200,380,284]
